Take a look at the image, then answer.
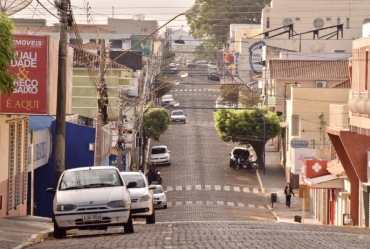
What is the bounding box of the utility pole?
[117,89,125,171]
[94,39,107,166]
[54,0,69,188]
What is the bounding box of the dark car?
[208,71,220,81]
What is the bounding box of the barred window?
[23,120,29,203]
[15,122,22,209]
[8,123,15,214]
[291,115,300,137]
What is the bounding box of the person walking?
[284,183,295,207]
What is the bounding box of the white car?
[169,62,176,68]
[161,94,175,106]
[150,145,171,165]
[171,110,186,124]
[152,185,167,209]
[120,171,156,224]
[46,166,135,238]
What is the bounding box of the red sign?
[302,159,329,178]
[0,35,48,114]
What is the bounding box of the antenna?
[310,43,327,52]
[0,0,33,15]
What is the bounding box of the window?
[363,18,370,24]
[291,115,300,137]
[8,123,15,214]
[141,28,147,32]
[282,18,293,26]
[346,18,350,29]
[267,17,270,28]
[313,18,324,29]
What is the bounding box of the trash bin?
[294,215,302,223]
[271,193,277,207]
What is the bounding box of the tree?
[0,12,17,95]
[186,0,269,45]
[141,102,171,168]
[213,107,282,166]
[239,87,261,107]
[220,84,239,106]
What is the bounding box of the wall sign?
[249,40,266,75]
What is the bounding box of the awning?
[305,174,344,188]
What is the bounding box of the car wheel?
[158,177,163,185]
[146,208,156,224]
[123,212,134,234]
[53,218,66,239]
[164,205,167,209]
[229,159,234,167]
[183,120,186,124]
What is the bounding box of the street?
[28,66,370,248]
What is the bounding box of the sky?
[10,0,195,32]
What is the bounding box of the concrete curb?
[13,230,53,249]
[266,204,279,222]
[256,169,265,194]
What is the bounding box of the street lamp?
[104,6,194,72]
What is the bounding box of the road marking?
[224,186,230,191]
[227,202,234,206]
[186,201,192,205]
[243,187,250,193]
[167,186,173,192]
[176,201,182,206]
[205,185,211,190]
[176,186,182,191]
[195,185,202,190]
[253,188,259,193]
[237,203,245,207]
[234,186,240,192]
[217,201,223,205]
[165,201,265,209]
[206,201,213,205]
[186,185,192,191]
[196,201,203,205]
[248,204,255,208]
[214,185,221,190]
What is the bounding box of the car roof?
[162,94,173,98]
[119,171,143,176]
[171,110,184,113]
[232,147,247,150]
[65,166,117,172]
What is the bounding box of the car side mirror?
[127,182,137,188]
[46,188,56,194]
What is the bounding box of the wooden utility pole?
[54,0,69,188]
[117,89,124,170]
[94,39,106,166]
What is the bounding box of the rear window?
[172,111,183,115]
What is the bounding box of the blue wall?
[29,120,95,218]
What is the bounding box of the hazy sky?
[12,0,195,31]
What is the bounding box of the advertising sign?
[302,159,329,179]
[248,40,266,74]
[291,148,316,175]
[0,35,48,114]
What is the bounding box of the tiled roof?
[331,79,351,88]
[72,46,128,69]
[268,59,349,79]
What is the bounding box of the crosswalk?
[166,200,266,209]
[165,185,260,193]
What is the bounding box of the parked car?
[195,60,208,67]
[186,60,196,67]
[208,71,220,81]
[120,171,156,224]
[215,97,232,109]
[171,110,186,124]
[208,62,217,68]
[229,147,250,167]
[150,145,171,165]
[161,94,175,106]
[169,62,176,68]
[46,166,136,238]
[208,65,218,72]
[152,184,167,209]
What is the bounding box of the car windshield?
[120,174,146,188]
[153,186,164,194]
[152,148,167,154]
[59,169,123,190]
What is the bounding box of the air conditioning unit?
[316,81,327,88]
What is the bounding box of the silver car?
[47,166,136,238]
[152,185,167,209]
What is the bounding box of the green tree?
[0,12,17,95]
[213,107,282,165]
[186,0,269,44]
[220,84,239,106]
[239,87,261,107]
[141,102,171,168]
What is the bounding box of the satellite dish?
[132,14,145,21]
[310,43,327,52]
[0,0,33,16]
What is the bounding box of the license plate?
[83,214,102,221]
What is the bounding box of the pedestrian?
[284,183,295,207]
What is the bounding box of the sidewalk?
[257,149,321,225]
[0,216,53,249]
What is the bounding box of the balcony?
[329,104,349,130]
